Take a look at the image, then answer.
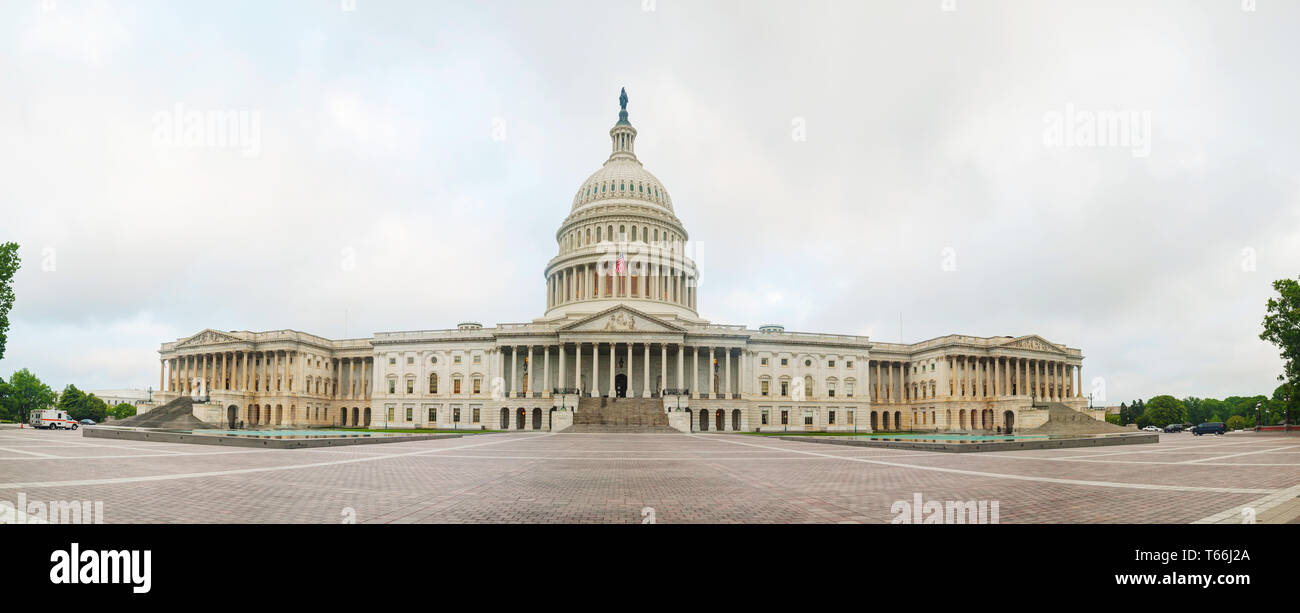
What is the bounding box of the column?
[526,345,534,397]
[592,343,600,397]
[608,342,616,396]
[725,348,732,398]
[675,343,683,390]
[643,343,650,398]
[544,345,551,398]
[559,344,566,392]
[627,342,634,396]
[511,347,519,398]
[575,342,584,396]
[693,346,701,398]
[875,361,882,401]
[1076,364,1082,398]
[660,344,667,395]
[1017,358,1024,397]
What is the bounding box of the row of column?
[500,342,742,399]
[160,352,372,399]
[546,261,695,310]
[870,357,1082,403]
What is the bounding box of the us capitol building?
[149,90,1087,434]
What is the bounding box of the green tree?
[57,384,86,417]
[0,242,19,361]
[1261,277,1300,389]
[2,369,56,422]
[1142,395,1187,427]
[109,402,136,420]
[1226,415,1247,430]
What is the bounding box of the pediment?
[177,329,243,348]
[560,306,685,334]
[999,335,1067,354]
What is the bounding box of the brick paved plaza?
[1,428,1297,523]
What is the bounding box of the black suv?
[1191,422,1226,436]
[1163,424,1183,433]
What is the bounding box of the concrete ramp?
[1026,403,1129,435]
[113,397,218,429]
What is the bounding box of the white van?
[29,409,78,430]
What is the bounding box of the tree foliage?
[1226,415,1247,430]
[109,402,137,420]
[1,369,56,422]
[1142,395,1187,427]
[0,242,19,361]
[1261,276,1300,388]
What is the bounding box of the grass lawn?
[740,430,918,437]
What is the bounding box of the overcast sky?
[2,0,1297,404]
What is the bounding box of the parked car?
[1142,425,1162,432]
[1192,422,1226,436]
[79,419,96,425]
[1163,424,1183,433]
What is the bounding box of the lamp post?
[1255,401,1263,432]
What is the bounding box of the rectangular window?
[472,407,481,423]
[846,410,854,425]
[407,357,414,365]
[453,407,461,422]
[454,355,462,364]
[761,409,769,425]
[804,411,813,426]
[780,381,789,397]
[405,407,413,422]
[846,361,854,369]
[780,358,789,366]
[428,407,437,423]
[387,380,395,394]
[453,379,462,394]
[473,379,481,394]
[387,406,394,421]
[781,410,789,425]
[761,357,769,366]
[828,360,836,368]
[406,380,413,394]
[389,357,396,365]
[761,381,770,397]
[847,382,854,398]
[829,410,836,425]
[473,355,482,365]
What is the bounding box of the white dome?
[571,158,674,214]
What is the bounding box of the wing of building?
[151,91,1087,433]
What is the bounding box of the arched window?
[429,373,438,394]
[804,376,814,400]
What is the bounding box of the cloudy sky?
[1,0,1296,404]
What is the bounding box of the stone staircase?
[562,396,679,433]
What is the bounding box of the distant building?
[86,389,154,408]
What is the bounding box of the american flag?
[615,251,626,274]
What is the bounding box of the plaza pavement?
[0,427,1296,523]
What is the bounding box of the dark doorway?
[715,410,724,431]
[227,405,238,429]
[1004,410,1015,433]
[615,374,627,398]
[500,407,509,430]
[731,409,741,431]
[699,409,709,431]
[363,407,371,428]
[517,408,526,430]
[532,408,542,430]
